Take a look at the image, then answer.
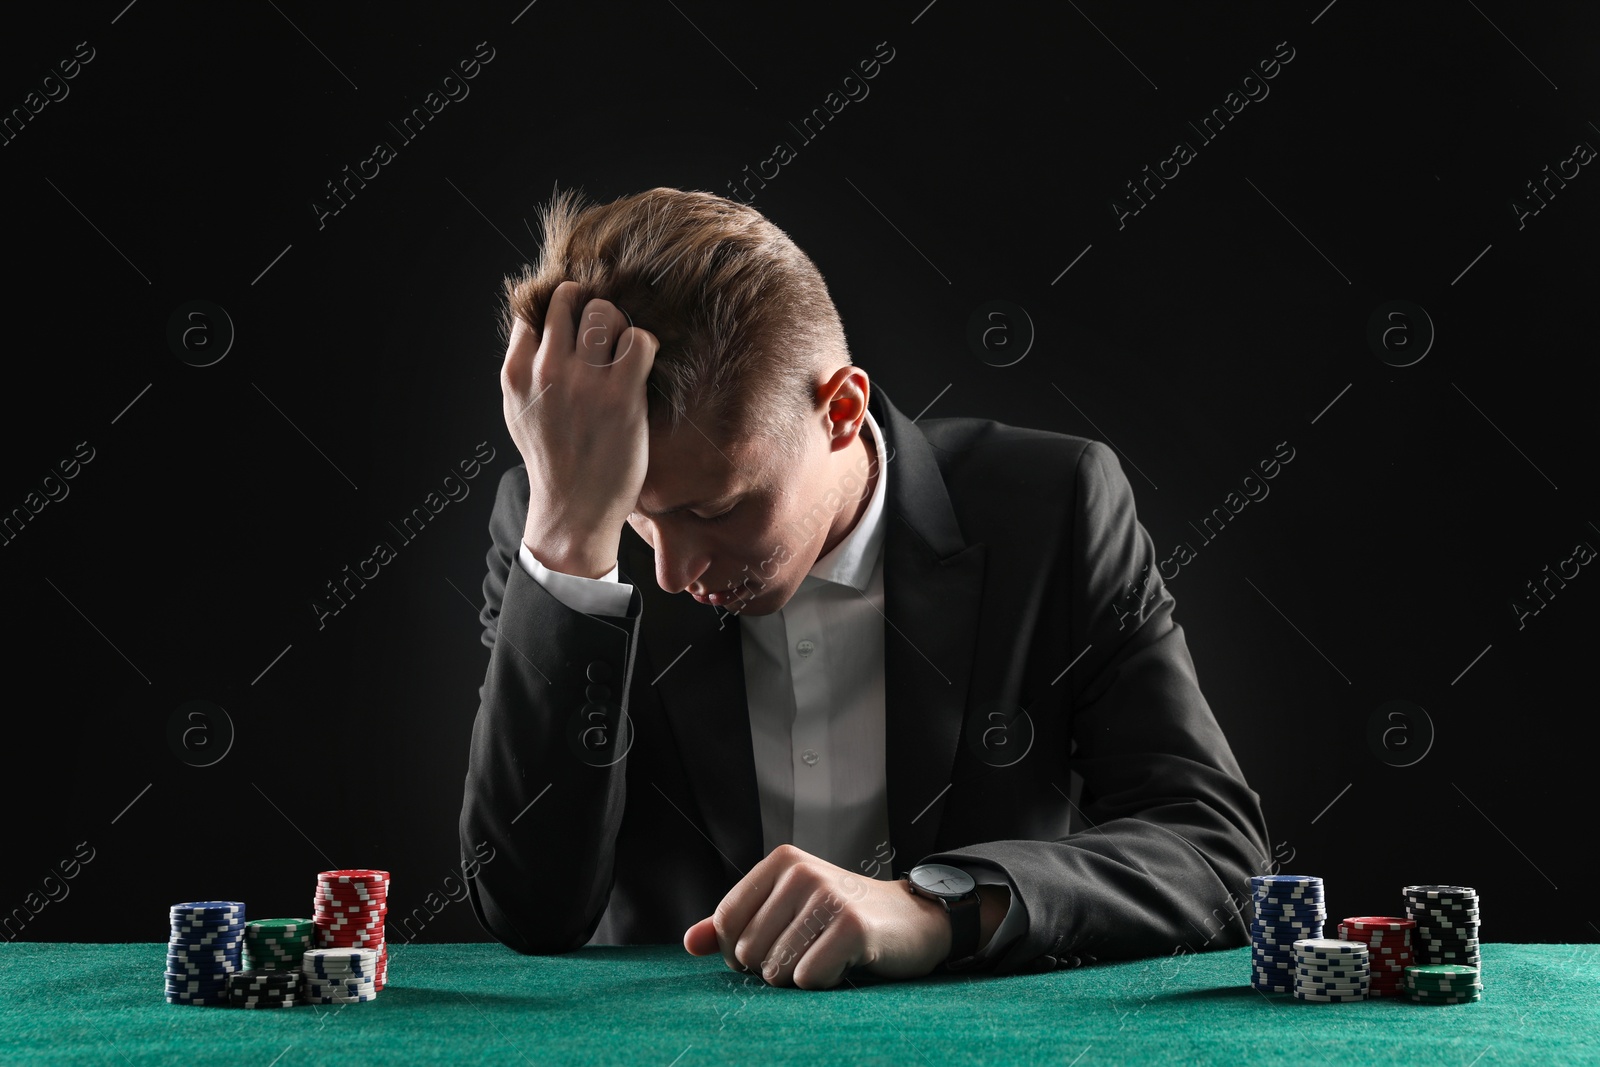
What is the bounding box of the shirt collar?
[803,409,888,594]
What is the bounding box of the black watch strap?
[946,888,981,962]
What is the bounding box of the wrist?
[902,879,953,961]
[522,522,618,580]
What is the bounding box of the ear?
[816,367,870,447]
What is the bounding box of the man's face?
[625,385,875,617]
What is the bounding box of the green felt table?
[2,943,1595,1066]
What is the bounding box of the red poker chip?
[1338,927,1410,939]
[318,869,390,881]
[318,931,385,941]
[314,895,386,906]
[314,910,385,920]
[315,882,389,893]
[1341,916,1415,931]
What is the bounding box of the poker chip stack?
[243,918,316,973]
[1404,885,1481,972]
[1248,875,1326,993]
[166,901,245,1006]
[1404,962,1482,1004]
[1337,916,1415,997]
[225,969,299,1008]
[314,870,390,990]
[1291,938,1369,1002]
[301,948,380,1004]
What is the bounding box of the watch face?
[911,863,976,899]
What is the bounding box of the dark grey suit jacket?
[459,387,1271,975]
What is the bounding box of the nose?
[652,533,712,596]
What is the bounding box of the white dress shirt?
[516,410,1024,963]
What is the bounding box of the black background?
[2,0,1594,946]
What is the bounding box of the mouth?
[692,589,755,607]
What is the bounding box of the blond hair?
[501,187,850,462]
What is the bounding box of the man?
[459,186,1270,990]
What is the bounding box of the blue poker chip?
[1257,896,1324,908]
[167,938,244,951]
[1254,923,1324,937]
[1253,944,1310,959]
[168,926,244,937]
[169,907,245,921]
[164,954,236,968]
[1252,947,1298,961]
[1248,947,1299,966]
[1254,932,1324,947]
[1256,908,1328,921]
[1299,965,1370,976]
[167,936,241,948]
[1251,954,1292,966]
[165,953,239,967]
[170,921,245,934]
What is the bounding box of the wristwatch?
[907,863,982,963]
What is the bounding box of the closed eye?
[700,504,738,523]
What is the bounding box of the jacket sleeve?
[459,465,642,953]
[920,441,1272,974]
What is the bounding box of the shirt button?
[801,749,819,766]
[796,639,815,657]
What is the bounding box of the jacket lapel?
[872,388,987,870]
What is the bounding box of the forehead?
[637,419,774,513]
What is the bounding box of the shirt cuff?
[517,542,636,617]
